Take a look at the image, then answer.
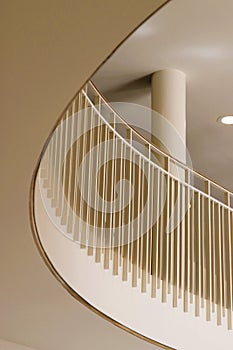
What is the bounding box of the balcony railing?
[38,80,233,330]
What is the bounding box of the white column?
[151,69,186,163]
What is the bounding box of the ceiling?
[0,1,167,349]
[93,0,233,191]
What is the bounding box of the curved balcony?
[31,81,233,350]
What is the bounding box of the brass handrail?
[89,80,233,206]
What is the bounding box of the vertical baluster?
[46,127,55,197]
[73,96,81,238]
[66,97,79,230]
[208,190,213,319]
[132,151,138,287]
[194,191,200,316]
[108,127,115,264]
[103,125,111,269]
[127,129,133,274]
[72,94,81,242]
[169,176,175,295]
[101,129,110,262]
[172,179,179,307]
[138,157,145,292]
[112,134,120,276]
[60,109,71,226]
[87,106,95,256]
[45,137,52,195]
[56,112,66,212]
[74,92,86,241]
[200,194,205,309]
[183,181,188,312]
[136,155,142,280]
[168,176,173,295]
[74,90,86,244]
[130,146,135,277]
[118,134,124,268]
[125,140,131,280]
[91,109,100,253]
[154,168,163,293]
[94,96,103,262]
[204,181,211,321]
[211,200,216,313]
[184,170,191,312]
[122,142,129,281]
[190,188,195,305]
[166,166,171,296]
[221,205,226,319]
[231,209,233,317]
[52,117,63,210]
[225,193,232,329]
[66,99,77,233]
[79,93,89,248]
[100,120,108,259]
[147,146,152,284]
[113,130,120,271]
[150,165,156,297]
[141,158,147,292]
[214,202,221,325]
[161,158,169,303]
[179,183,185,299]
[108,113,115,263]
[50,126,59,207]
[158,169,165,290]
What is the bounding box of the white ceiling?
[0,1,166,350]
[93,0,233,191]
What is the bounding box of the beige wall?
[0,1,168,350]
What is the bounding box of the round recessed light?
[217,115,233,125]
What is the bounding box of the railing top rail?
[88,80,233,203]
[81,89,233,212]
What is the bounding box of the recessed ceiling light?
[217,115,233,125]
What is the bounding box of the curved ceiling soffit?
[29,1,174,350]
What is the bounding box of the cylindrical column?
[151,69,186,163]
